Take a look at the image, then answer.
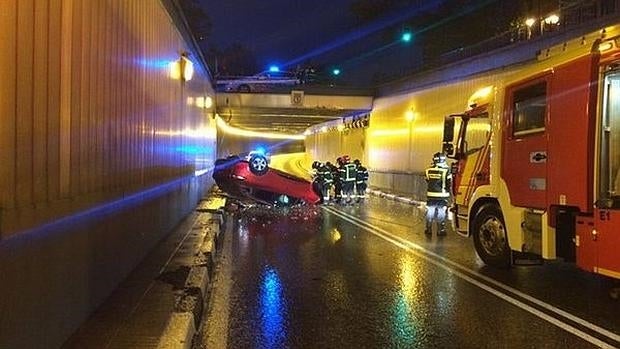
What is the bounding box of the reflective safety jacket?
[315,165,333,184]
[339,163,357,183]
[356,165,369,184]
[425,164,452,199]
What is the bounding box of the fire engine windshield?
[456,113,490,157]
[600,70,620,207]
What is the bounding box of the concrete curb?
[157,206,226,349]
[367,188,426,207]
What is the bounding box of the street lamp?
[525,18,536,39]
[544,14,560,25]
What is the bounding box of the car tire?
[472,203,511,268]
[237,84,251,93]
[248,154,269,176]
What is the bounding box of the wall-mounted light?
[195,96,213,109]
[337,124,346,131]
[204,96,213,108]
[405,109,415,122]
[169,53,194,81]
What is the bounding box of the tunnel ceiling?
[216,106,369,134]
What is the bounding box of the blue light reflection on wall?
[259,266,287,349]
[134,58,171,70]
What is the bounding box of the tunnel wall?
[0,1,216,347]
[306,74,500,200]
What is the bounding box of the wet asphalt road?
[199,197,620,349]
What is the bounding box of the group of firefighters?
[311,155,369,205]
[312,152,452,236]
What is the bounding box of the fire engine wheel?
[472,204,511,268]
[248,154,269,176]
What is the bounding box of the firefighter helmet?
[353,159,361,166]
[433,152,447,164]
[312,161,321,169]
[336,157,343,165]
[343,155,351,163]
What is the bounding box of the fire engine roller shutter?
[502,54,597,211]
[547,54,597,212]
[502,77,550,209]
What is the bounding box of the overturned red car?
[213,152,320,205]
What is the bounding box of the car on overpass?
[213,151,320,205]
[216,70,300,93]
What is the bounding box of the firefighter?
[312,161,333,204]
[424,152,452,236]
[338,155,358,204]
[354,159,369,202]
[332,158,343,202]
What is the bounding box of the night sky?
[196,0,560,86]
[199,0,446,85]
[202,0,359,70]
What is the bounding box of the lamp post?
[543,14,560,34]
[525,18,536,40]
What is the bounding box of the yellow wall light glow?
[215,116,304,140]
[371,129,409,137]
[468,85,494,108]
[168,60,182,80]
[204,96,213,108]
[195,96,213,109]
[599,40,614,52]
[337,124,346,132]
[405,110,415,122]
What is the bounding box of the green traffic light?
[402,32,412,42]
[332,69,341,76]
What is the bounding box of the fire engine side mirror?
[450,162,459,175]
[443,116,455,157]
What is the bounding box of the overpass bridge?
[216,89,373,134]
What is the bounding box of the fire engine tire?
[472,203,511,268]
[248,154,269,176]
[237,84,251,93]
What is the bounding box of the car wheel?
[237,84,251,93]
[472,203,511,268]
[248,154,269,176]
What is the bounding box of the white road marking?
[325,206,619,349]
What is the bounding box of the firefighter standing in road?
[312,161,333,204]
[425,152,452,235]
[339,155,358,204]
[332,158,343,202]
[354,159,369,202]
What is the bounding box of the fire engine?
[439,24,620,278]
